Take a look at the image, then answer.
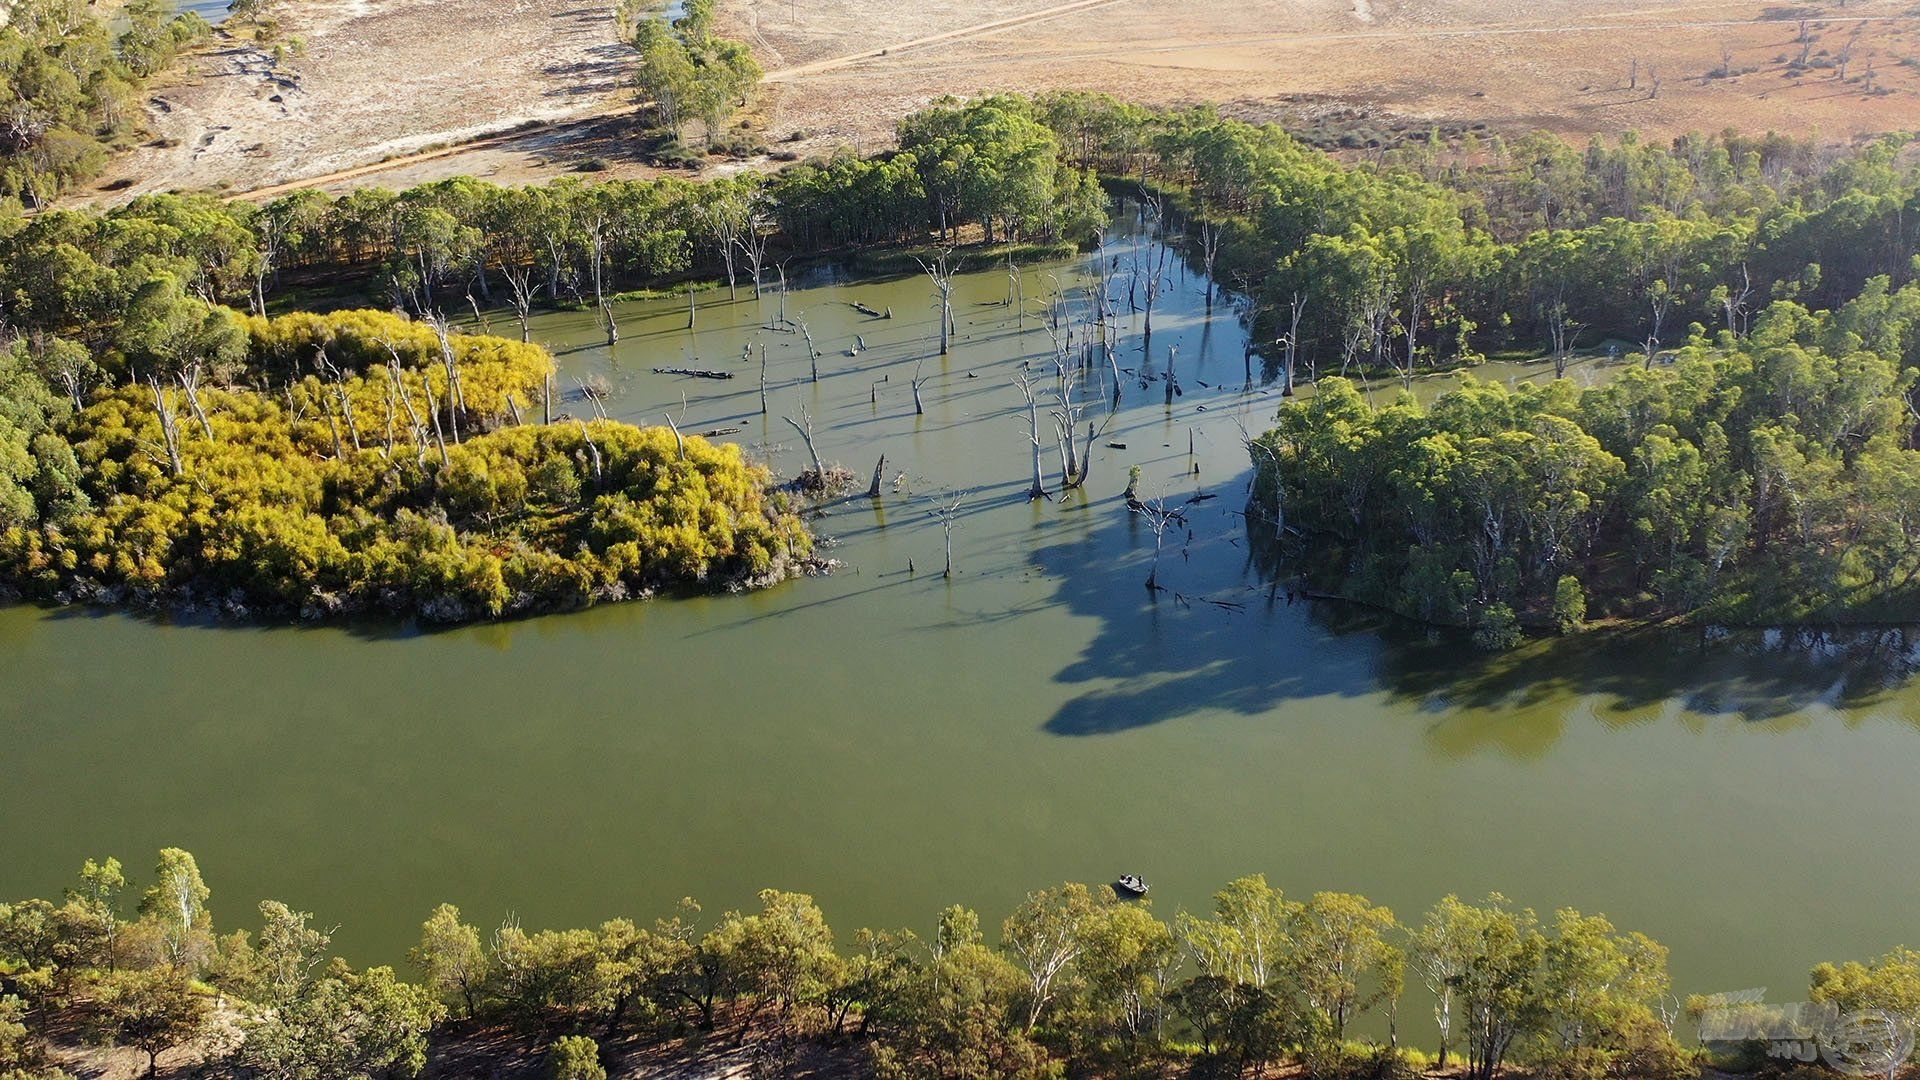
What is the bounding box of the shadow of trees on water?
[1031,482,1920,754]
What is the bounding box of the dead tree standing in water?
[1008,254,1025,330]
[736,207,774,300]
[1198,218,1222,308]
[782,408,826,479]
[931,496,963,578]
[502,262,542,343]
[915,248,957,356]
[1131,491,1181,592]
[1015,370,1050,501]
[799,320,819,382]
[581,206,620,345]
[1141,245,1172,345]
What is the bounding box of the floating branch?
[653,367,735,380]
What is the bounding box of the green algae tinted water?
[4,213,1918,1018]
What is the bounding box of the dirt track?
[81,0,1920,204]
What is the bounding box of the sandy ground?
[91,0,635,199]
[78,0,1920,203]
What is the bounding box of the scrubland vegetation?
[0,303,808,620]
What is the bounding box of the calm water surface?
[4,215,1918,1022]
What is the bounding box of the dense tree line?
[11,92,1916,378]
[6,851,1918,1079]
[1253,283,1920,637]
[0,308,810,621]
[0,0,210,206]
[1031,92,1920,384]
[0,100,1108,344]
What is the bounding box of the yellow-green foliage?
[243,309,553,436]
[0,320,807,621]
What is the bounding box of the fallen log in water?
[851,301,884,317]
[653,367,734,380]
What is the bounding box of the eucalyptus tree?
[137,848,210,971]
[1285,891,1401,1041]
[1000,882,1102,1032]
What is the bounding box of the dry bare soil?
[740,0,1920,157]
[92,0,636,199]
[87,0,1920,202]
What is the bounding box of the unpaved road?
[81,0,1920,204]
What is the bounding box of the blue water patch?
[179,0,229,24]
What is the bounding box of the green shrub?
[1472,602,1523,651]
[547,1035,605,1080]
[1553,575,1587,634]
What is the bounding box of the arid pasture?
[85,0,1920,202]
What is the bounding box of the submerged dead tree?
[1141,245,1173,345]
[736,207,774,299]
[800,320,819,382]
[1131,491,1181,592]
[931,496,963,578]
[582,207,620,345]
[915,248,958,356]
[1051,361,1112,491]
[1008,254,1025,330]
[502,262,542,343]
[782,408,826,480]
[1015,370,1049,501]
[1198,219,1222,307]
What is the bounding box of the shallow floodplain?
[3,214,1917,1018]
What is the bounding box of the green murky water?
[4,214,1917,1019]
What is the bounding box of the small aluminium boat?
[1115,874,1150,897]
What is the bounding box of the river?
[4,211,1918,1026]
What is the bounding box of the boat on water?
[1115,874,1149,897]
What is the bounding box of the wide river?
[5,211,1919,1023]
